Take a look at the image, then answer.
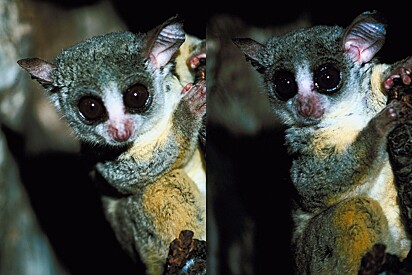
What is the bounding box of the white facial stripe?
[295,62,313,95]
[103,81,125,123]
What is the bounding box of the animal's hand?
[384,56,412,90]
[181,80,206,119]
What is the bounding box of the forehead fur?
[53,31,147,87]
[57,31,143,62]
[262,25,345,68]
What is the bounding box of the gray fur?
[234,10,411,274]
[18,16,206,275]
[48,31,180,148]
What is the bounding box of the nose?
[108,120,134,142]
[296,93,324,119]
[112,127,131,142]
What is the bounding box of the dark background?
[209,3,412,63]
[206,2,412,275]
[7,1,412,275]
[40,0,207,39]
[8,1,206,275]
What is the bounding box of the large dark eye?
[273,70,298,101]
[124,83,150,112]
[314,64,341,93]
[78,96,106,122]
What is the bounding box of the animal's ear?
[342,10,387,64]
[17,57,55,87]
[143,14,186,69]
[232,38,266,74]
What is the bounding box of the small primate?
[18,15,206,275]
[233,10,412,274]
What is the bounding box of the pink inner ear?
[342,14,386,64]
[344,42,363,63]
[149,47,177,69]
[344,38,383,64]
[17,58,55,83]
[34,62,55,82]
[149,23,185,69]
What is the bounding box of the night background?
[207,2,412,275]
[4,1,412,274]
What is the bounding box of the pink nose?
[296,94,324,119]
[108,122,133,142]
[113,128,131,142]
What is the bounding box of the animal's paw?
[384,56,412,90]
[186,41,206,70]
[371,100,409,138]
[187,42,206,83]
[181,80,206,118]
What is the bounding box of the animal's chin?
[293,116,322,127]
[106,139,134,148]
[83,139,130,162]
[296,118,320,127]
[102,141,130,158]
[104,132,137,148]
